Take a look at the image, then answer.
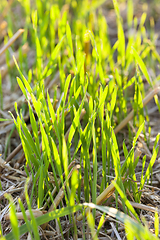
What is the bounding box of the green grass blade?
[5,195,20,240]
[84,203,159,240]
[132,47,153,87]
[5,205,83,240]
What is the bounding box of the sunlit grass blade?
[154,211,159,237]
[10,108,40,170]
[66,23,76,72]
[113,0,125,68]
[127,0,133,29]
[42,35,65,79]
[84,203,159,240]
[5,205,83,240]
[25,178,40,240]
[13,57,33,94]
[92,118,97,219]
[86,211,98,240]
[17,77,27,99]
[29,105,40,153]
[5,194,20,240]
[37,165,44,208]
[112,181,140,221]
[18,198,33,237]
[67,86,87,152]
[98,86,107,190]
[132,47,153,87]
[140,134,160,192]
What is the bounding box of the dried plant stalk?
[0,42,29,79]
[4,209,46,221]
[114,87,160,134]
[0,29,24,57]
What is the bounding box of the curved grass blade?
[84,203,159,240]
[132,47,153,87]
[4,205,83,240]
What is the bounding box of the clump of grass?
[1,0,160,239]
